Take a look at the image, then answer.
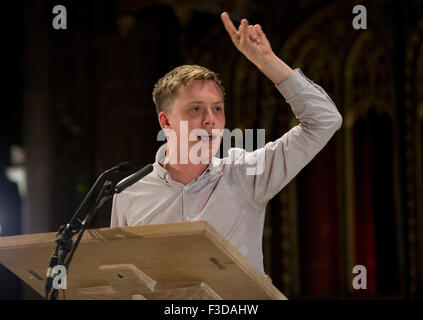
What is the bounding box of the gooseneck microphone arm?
[44,161,133,300]
[45,163,153,300]
[68,161,132,229]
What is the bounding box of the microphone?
[116,161,132,172]
[114,164,154,194]
[67,161,133,225]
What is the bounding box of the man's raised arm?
[220,12,343,206]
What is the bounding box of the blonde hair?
[152,65,225,114]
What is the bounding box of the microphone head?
[117,161,133,172]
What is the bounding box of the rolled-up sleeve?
[235,69,342,206]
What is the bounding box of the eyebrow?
[185,100,224,106]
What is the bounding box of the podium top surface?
[0,221,286,300]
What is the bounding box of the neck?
[162,148,210,185]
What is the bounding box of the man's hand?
[221,12,273,66]
[221,12,294,85]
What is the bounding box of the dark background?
[1,0,422,300]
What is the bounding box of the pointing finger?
[221,12,239,41]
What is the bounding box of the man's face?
[159,80,225,164]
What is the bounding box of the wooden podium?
[0,221,286,300]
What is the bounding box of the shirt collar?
[153,143,222,184]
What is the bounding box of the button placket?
[183,184,194,221]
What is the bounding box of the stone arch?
[272,1,351,298]
[343,29,401,295]
[404,18,423,297]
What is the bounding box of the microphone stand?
[47,181,115,300]
[44,163,152,300]
[44,162,132,300]
[64,181,115,271]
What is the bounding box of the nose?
[202,108,216,127]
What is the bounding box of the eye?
[214,106,223,112]
[192,106,200,112]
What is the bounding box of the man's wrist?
[255,52,294,85]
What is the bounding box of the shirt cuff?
[275,68,313,100]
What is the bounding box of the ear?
[158,111,171,130]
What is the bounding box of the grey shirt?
[110,69,343,273]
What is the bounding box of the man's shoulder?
[116,168,157,197]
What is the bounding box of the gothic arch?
[404,18,423,297]
[343,28,403,295]
[273,1,351,298]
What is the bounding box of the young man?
[110,12,342,273]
